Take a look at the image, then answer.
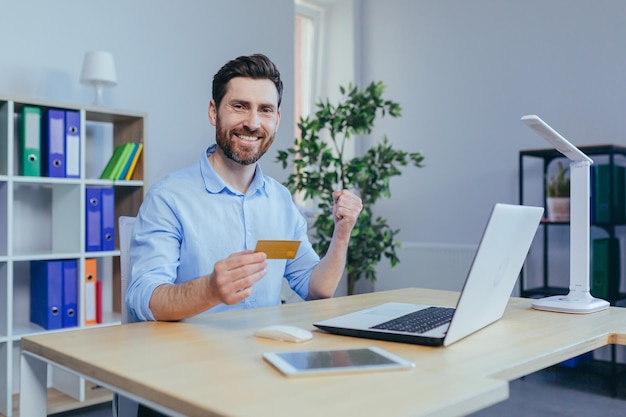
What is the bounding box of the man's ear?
[208,99,217,126]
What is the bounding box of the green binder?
[19,106,42,176]
[592,164,626,224]
[110,143,136,180]
[591,237,619,299]
[100,143,134,180]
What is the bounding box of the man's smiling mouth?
[236,133,260,142]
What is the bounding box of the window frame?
[295,1,324,131]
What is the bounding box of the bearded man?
[126,54,363,323]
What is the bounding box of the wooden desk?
[19,288,626,417]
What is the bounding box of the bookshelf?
[0,94,146,416]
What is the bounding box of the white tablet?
[263,346,415,377]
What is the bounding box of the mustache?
[233,127,261,136]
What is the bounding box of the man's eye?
[229,103,247,112]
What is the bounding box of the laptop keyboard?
[370,306,455,334]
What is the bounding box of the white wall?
[0,0,295,188]
[345,0,626,291]
[359,0,626,244]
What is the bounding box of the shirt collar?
[201,144,266,196]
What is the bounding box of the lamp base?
[532,291,609,314]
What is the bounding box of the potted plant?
[546,160,570,221]
[277,81,424,295]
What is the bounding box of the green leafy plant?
[546,161,570,197]
[277,81,424,295]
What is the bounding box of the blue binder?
[42,109,66,178]
[86,187,102,252]
[30,260,63,330]
[62,260,78,328]
[65,110,81,178]
[101,187,115,251]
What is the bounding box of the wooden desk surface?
[21,288,626,417]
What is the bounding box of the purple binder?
[30,260,63,330]
[86,187,102,252]
[101,187,115,251]
[42,109,66,178]
[62,260,78,328]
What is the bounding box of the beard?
[215,121,275,166]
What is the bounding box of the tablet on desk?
[263,346,415,377]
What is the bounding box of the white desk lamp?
[80,51,118,106]
[521,115,609,314]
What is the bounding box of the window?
[295,1,323,138]
[293,2,324,214]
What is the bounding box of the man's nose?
[244,110,261,130]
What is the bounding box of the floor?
[469,362,626,417]
[50,362,626,417]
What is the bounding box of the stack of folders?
[18,106,81,178]
[30,258,101,329]
[30,259,78,330]
[99,142,143,180]
[86,186,116,252]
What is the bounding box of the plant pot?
[547,197,570,221]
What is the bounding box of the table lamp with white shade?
[80,51,117,105]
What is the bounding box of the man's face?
[209,77,281,165]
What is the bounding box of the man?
[126,53,362,323]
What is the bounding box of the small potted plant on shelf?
[546,160,570,221]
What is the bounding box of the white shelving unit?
[0,95,146,416]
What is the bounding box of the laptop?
[314,203,544,347]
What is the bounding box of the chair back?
[118,216,136,324]
[113,216,139,416]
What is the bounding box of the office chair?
[113,215,139,417]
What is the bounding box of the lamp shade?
[80,51,117,87]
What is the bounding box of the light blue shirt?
[126,145,319,322]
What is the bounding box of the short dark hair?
[212,53,283,110]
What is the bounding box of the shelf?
[519,145,626,305]
[11,314,121,340]
[4,382,112,417]
[521,144,626,160]
[521,286,569,299]
[540,219,569,225]
[0,95,146,416]
[540,220,626,235]
[8,251,120,262]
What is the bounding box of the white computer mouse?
[255,324,313,343]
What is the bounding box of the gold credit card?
[254,240,301,259]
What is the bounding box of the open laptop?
[314,203,544,347]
